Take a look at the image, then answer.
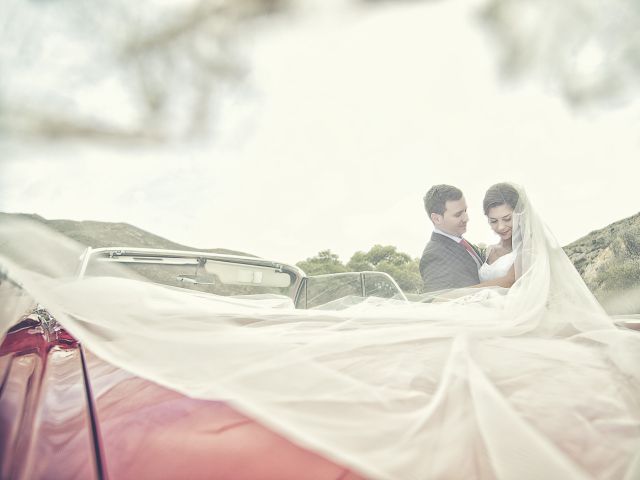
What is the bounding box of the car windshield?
[82,249,300,299]
[301,272,405,309]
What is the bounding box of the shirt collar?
[433,227,462,243]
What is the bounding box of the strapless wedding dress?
[479,250,516,281]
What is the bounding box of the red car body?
[0,307,365,480]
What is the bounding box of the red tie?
[460,238,482,266]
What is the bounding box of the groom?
[419,184,484,292]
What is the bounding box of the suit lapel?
[431,232,479,270]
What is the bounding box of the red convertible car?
[0,247,405,480]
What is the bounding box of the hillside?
[564,212,640,314]
[0,212,254,257]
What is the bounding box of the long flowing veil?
[1,185,639,480]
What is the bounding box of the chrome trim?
[80,247,305,279]
[77,247,93,278]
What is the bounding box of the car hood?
[83,350,363,480]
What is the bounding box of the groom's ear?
[430,213,442,225]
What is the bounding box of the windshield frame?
[77,247,306,301]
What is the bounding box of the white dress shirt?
[433,227,462,243]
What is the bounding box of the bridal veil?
[1,185,639,480]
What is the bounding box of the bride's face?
[487,204,514,241]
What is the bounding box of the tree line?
[296,245,424,294]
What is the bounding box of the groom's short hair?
[424,184,463,216]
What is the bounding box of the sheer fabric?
[1,185,639,480]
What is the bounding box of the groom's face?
[432,197,468,237]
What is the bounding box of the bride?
[476,183,519,288]
[1,184,639,480]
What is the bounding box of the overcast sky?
[1,0,639,265]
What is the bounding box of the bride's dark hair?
[483,183,519,215]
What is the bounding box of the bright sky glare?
[1,0,639,265]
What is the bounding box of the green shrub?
[595,258,640,292]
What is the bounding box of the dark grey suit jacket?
[419,232,484,292]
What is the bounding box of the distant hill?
[0,212,255,257]
[564,212,640,314]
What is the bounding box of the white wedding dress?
[479,249,516,282]
[1,185,639,480]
